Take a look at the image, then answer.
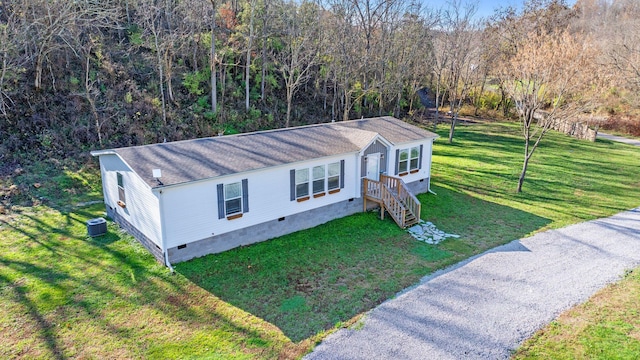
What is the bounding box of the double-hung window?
[224,182,242,216]
[398,149,409,174]
[397,146,421,175]
[295,168,309,199]
[116,172,126,204]
[217,179,248,219]
[312,165,325,195]
[409,146,420,171]
[327,162,340,191]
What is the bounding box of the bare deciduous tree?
[240,0,258,111]
[432,0,480,143]
[270,0,321,127]
[11,0,119,90]
[500,30,602,192]
[0,10,22,118]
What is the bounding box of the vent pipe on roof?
[153,169,163,186]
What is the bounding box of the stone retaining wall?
[539,115,602,142]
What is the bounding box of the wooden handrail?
[364,175,421,228]
[381,174,421,223]
[381,183,407,228]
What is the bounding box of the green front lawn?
[2,121,640,358]
[178,188,548,342]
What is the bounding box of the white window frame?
[409,146,420,171]
[398,146,420,174]
[295,168,310,199]
[327,162,340,191]
[224,182,242,216]
[312,165,325,195]
[116,172,126,203]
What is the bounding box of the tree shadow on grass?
[177,185,551,343]
[0,204,288,359]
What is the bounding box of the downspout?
[158,189,175,273]
[428,138,437,196]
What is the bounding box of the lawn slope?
[1,121,639,358]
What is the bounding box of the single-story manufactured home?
[91,116,438,266]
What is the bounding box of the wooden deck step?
[364,175,422,229]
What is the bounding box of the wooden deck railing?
[380,175,421,226]
[363,177,383,200]
[363,175,421,228]
[380,183,407,228]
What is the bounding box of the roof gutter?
[90,149,117,157]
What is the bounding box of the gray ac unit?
[87,217,107,237]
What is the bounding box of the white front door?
[365,153,380,181]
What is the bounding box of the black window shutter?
[217,184,224,219]
[395,149,400,174]
[290,169,295,201]
[242,179,249,213]
[418,144,424,169]
[340,159,345,189]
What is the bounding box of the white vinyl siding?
[98,155,162,247]
[162,154,358,249]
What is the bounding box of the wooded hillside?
[0,0,638,164]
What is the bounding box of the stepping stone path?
[407,220,459,244]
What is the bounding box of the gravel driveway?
[597,132,640,147]
[305,207,640,359]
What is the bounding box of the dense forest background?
[0,0,638,165]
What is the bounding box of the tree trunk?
[260,36,267,102]
[85,56,102,147]
[448,103,456,143]
[448,116,457,143]
[210,1,217,114]
[517,153,531,193]
[153,29,167,127]
[35,54,43,90]
[245,47,251,110]
[220,62,226,113]
[260,0,268,101]
[474,74,487,116]
[500,85,510,117]
[285,90,292,128]
[323,76,327,111]
[165,50,175,103]
[343,89,350,122]
[245,0,255,111]
[331,81,337,121]
[434,86,440,132]
[0,40,8,117]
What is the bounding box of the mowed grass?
[0,204,300,359]
[1,121,639,358]
[432,121,640,227]
[178,194,547,342]
[513,268,640,359]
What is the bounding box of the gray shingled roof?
[92,116,437,188]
